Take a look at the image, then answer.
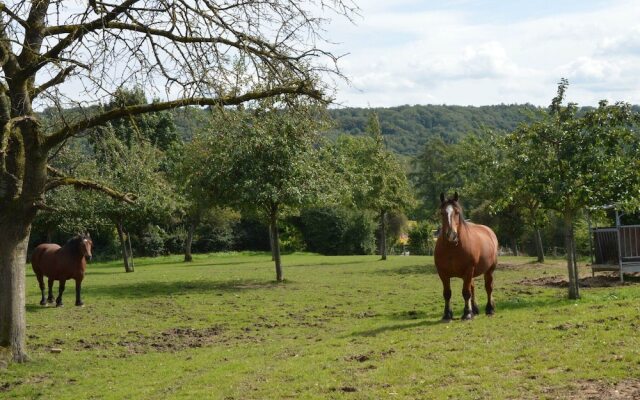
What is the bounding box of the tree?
[0,1,353,363]
[501,80,640,298]
[167,133,231,262]
[103,87,179,151]
[203,103,333,281]
[89,88,181,270]
[336,113,415,260]
[411,135,466,216]
[93,133,178,272]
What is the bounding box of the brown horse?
[31,234,93,307]
[434,193,498,321]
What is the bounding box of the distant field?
[3,253,640,399]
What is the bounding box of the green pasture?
[2,253,640,399]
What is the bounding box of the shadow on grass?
[25,304,54,313]
[496,296,568,312]
[374,264,437,276]
[87,279,282,299]
[132,258,262,267]
[86,268,129,276]
[349,318,443,337]
[288,259,374,268]
[203,260,273,268]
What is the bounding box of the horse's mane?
[457,203,467,226]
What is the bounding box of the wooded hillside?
[168,104,543,156]
[327,104,543,156]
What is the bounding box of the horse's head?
[78,233,93,260]
[439,192,463,244]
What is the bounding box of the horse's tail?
[31,245,45,275]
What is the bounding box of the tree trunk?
[270,212,283,282]
[184,222,196,262]
[511,239,518,256]
[0,118,48,364]
[379,210,387,260]
[564,213,580,299]
[571,222,579,290]
[0,222,31,364]
[534,227,545,263]
[269,224,275,261]
[127,233,135,271]
[117,222,134,273]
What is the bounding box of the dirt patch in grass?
[0,382,15,392]
[518,273,640,288]
[498,262,546,270]
[564,379,640,399]
[73,326,224,354]
[344,348,395,363]
[329,386,358,393]
[345,353,371,363]
[119,326,224,353]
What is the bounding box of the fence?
[591,225,640,281]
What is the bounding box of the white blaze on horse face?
[445,205,454,230]
[83,239,93,257]
[445,205,458,242]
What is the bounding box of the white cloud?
[327,0,640,107]
[597,28,640,56]
[560,57,623,82]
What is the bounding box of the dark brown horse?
[31,234,93,307]
[434,193,498,321]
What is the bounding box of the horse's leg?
[484,266,496,315]
[470,280,480,315]
[37,274,46,306]
[440,276,453,321]
[56,279,66,307]
[47,278,55,303]
[461,273,474,320]
[75,279,84,307]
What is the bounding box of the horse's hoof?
[47,299,54,304]
[75,302,84,307]
[461,313,474,321]
[486,310,495,316]
[441,317,453,323]
[40,300,47,306]
[56,303,63,308]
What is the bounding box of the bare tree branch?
[31,66,76,98]
[45,166,137,204]
[44,81,325,149]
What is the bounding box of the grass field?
[2,253,640,399]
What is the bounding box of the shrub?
[407,221,437,255]
[139,224,167,257]
[299,207,376,255]
[233,218,271,251]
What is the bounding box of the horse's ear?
[453,191,459,202]
[439,192,445,203]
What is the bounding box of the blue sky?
[326,0,640,107]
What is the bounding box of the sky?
[325,0,640,107]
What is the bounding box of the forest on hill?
[327,104,543,156]
[168,103,545,157]
[171,103,640,157]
